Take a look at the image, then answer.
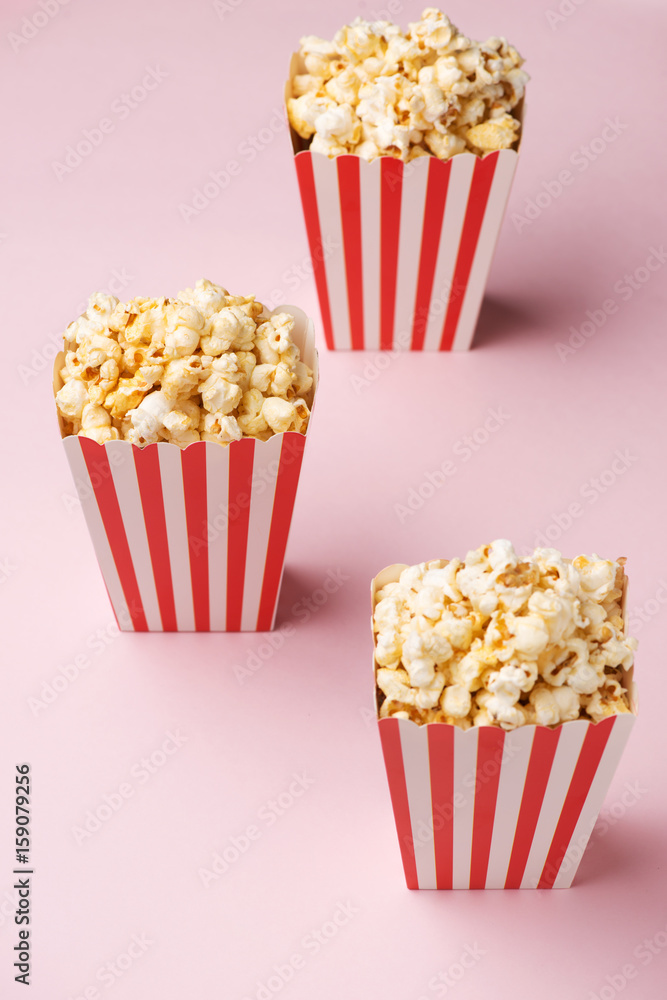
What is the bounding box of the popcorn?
[374,542,637,729]
[55,378,89,421]
[200,371,243,415]
[288,10,526,161]
[529,683,580,727]
[441,684,471,719]
[162,399,201,446]
[261,397,304,435]
[105,375,151,420]
[126,389,172,446]
[201,307,251,355]
[80,403,118,445]
[237,388,269,438]
[466,112,521,153]
[55,279,314,448]
[201,412,242,444]
[250,362,293,397]
[161,356,206,401]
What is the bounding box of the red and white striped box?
[372,565,638,889]
[53,305,318,632]
[286,54,522,352]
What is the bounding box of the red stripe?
[504,727,561,889]
[439,151,499,351]
[133,445,177,631]
[538,718,616,889]
[411,158,451,350]
[379,158,403,351]
[469,727,505,888]
[80,438,147,631]
[337,156,365,350]
[226,438,255,631]
[181,444,209,632]
[295,152,334,350]
[378,719,419,889]
[256,433,306,631]
[427,724,455,889]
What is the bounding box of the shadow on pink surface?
[473,294,539,348]
[573,816,658,888]
[274,564,354,630]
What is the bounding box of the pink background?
[2,0,666,997]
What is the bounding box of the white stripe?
[520,720,588,888]
[452,150,519,351]
[241,435,282,631]
[157,443,195,632]
[105,442,161,631]
[392,156,430,351]
[451,726,479,889]
[359,158,382,351]
[204,442,230,631]
[552,715,636,888]
[64,438,133,631]
[399,720,437,889]
[421,153,476,351]
[279,305,317,373]
[484,725,535,889]
[311,153,350,349]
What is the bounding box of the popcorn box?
[372,565,638,889]
[53,306,318,632]
[286,54,522,351]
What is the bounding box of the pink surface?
[1,0,666,997]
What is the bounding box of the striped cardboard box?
[372,564,637,889]
[286,53,522,351]
[54,305,318,632]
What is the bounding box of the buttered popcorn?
[373,541,637,730]
[287,9,527,162]
[54,280,314,447]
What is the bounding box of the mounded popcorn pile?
[287,8,528,162]
[373,541,637,730]
[54,279,314,447]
